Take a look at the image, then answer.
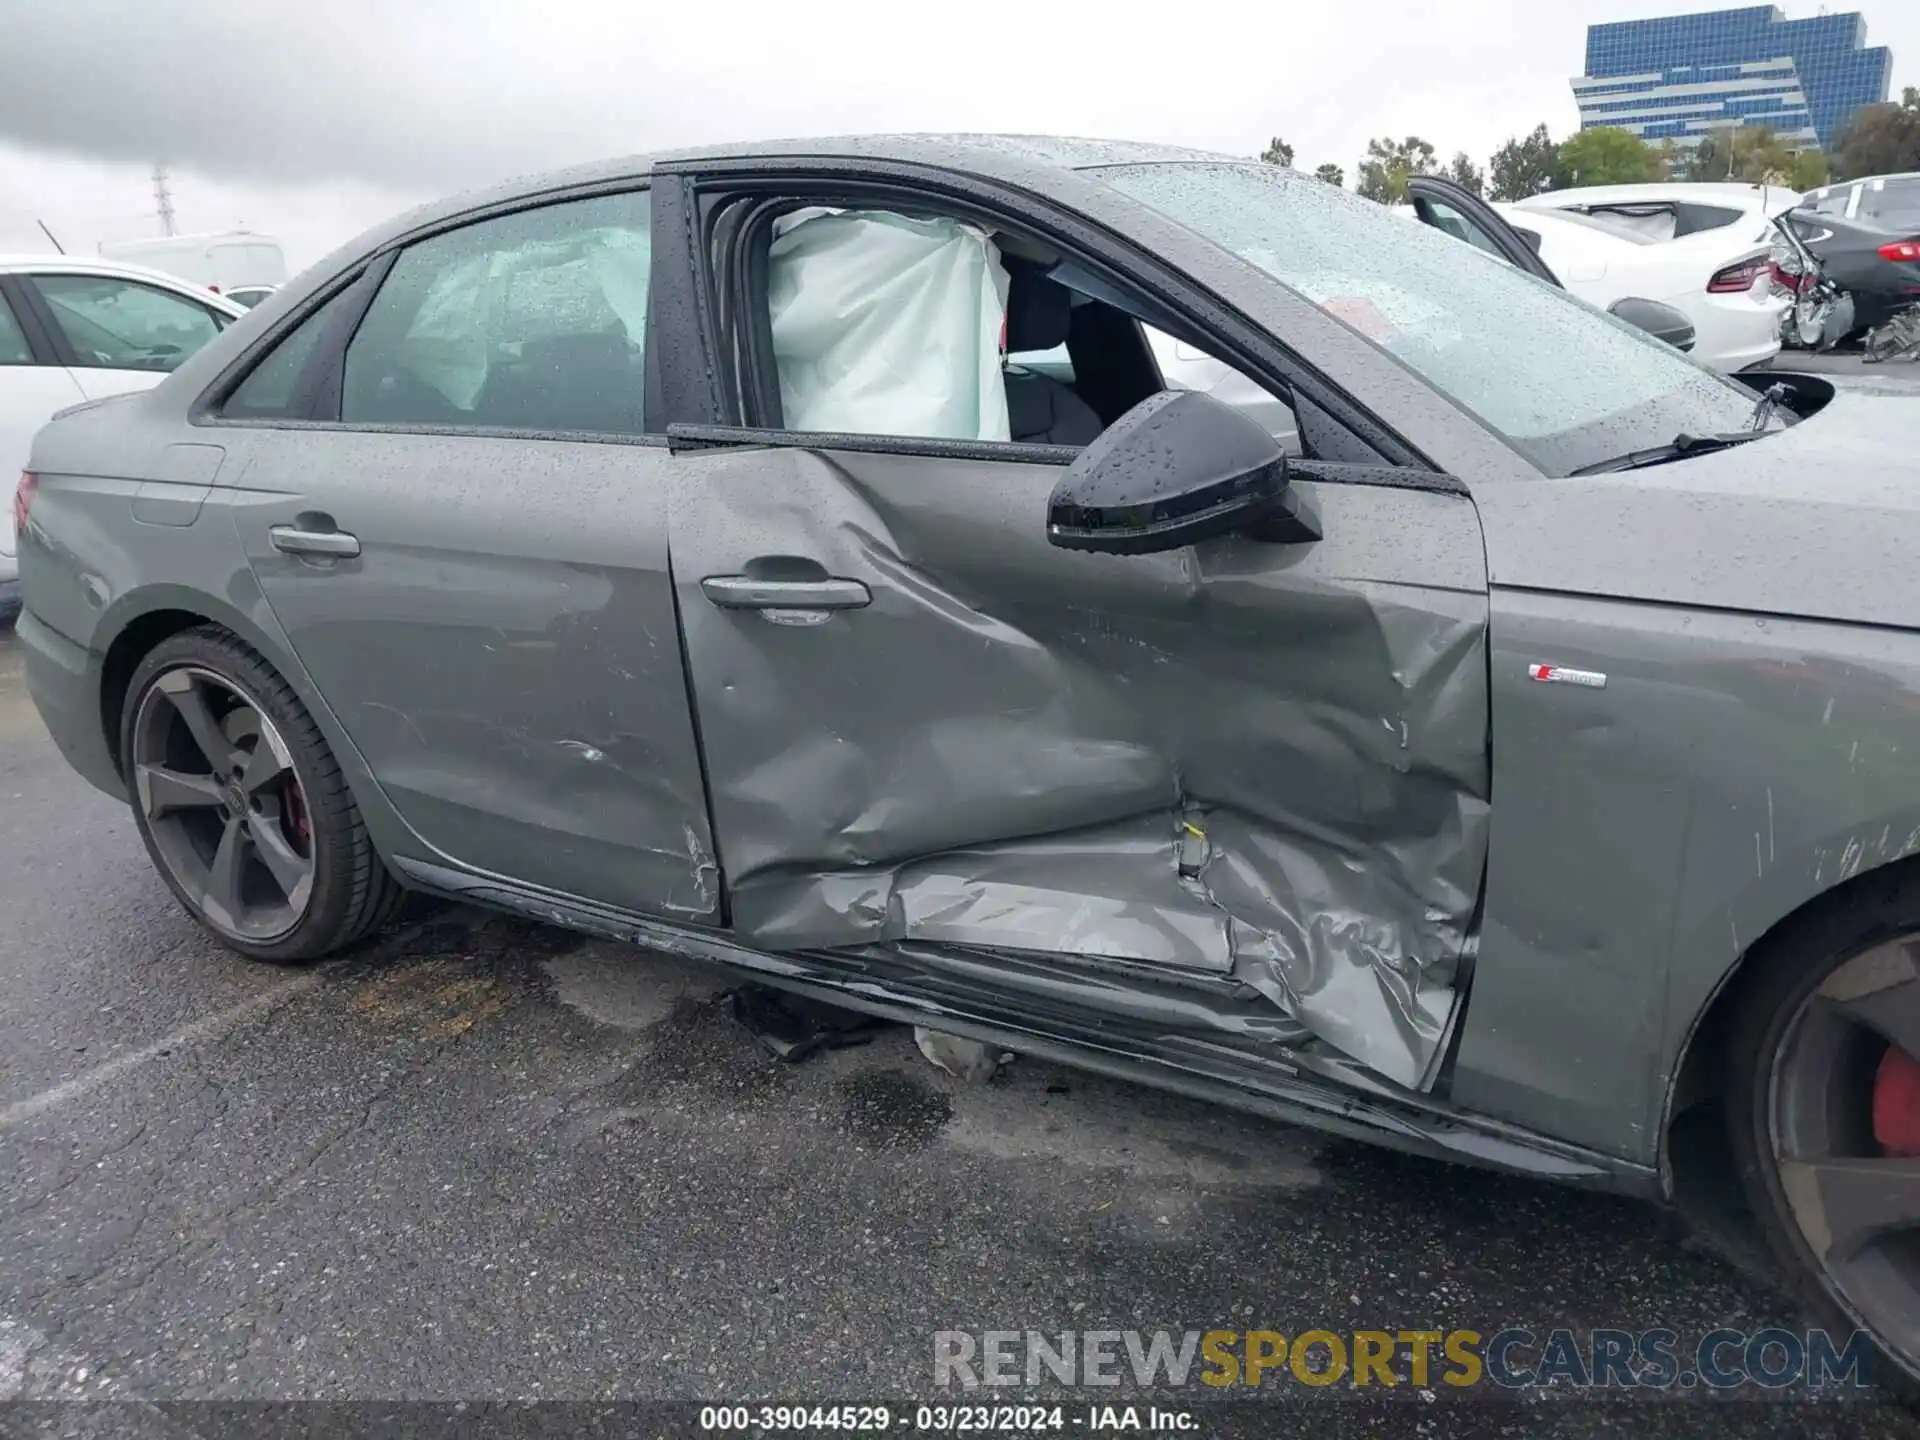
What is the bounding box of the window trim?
[661,159,1431,473]
[192,181,659,440]
[664,424,1460,496]
[667,422,1081,466]
[194,262,383,426]
[21,272,229,372]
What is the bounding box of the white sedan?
[1400,179,1786,374]
[1,256,246,620]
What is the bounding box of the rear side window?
[32,275,224,373]
[1672,203,1742,237]
[0,294,31,365]
[223,285,358,419]
[1861,178,1920,226]
[341,190,651,435]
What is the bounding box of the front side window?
[342,190,651,434]
[33,275,224,373]
[1102,161,1758,477]
[0,294,31,365]
[1421,200,1509,257]
[766,210,1010,441]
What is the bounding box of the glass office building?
[1573,6,1892,152]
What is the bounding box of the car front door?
[1405,177,1564,284]
[210,187,722,922]
[650,168,1493,1091]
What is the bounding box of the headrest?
[1005,264,1072,352]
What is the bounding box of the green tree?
[1259,137,1295,167]
[1790,149,1832,190]
[1312,162,1345,188]
[1355,135,1437,204]
[1488,124,1563,200]
[1685,124,1799,183]
[1442,151,1485,195]
[1832,87,1920,180]
[1555,126,1661,185]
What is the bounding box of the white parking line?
[0,967,331,1133]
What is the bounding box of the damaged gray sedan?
[16,135,1920,1381]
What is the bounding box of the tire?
[120,625,405,963]
[1725,866,1920,1392]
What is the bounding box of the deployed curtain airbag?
[768,212,1012,442]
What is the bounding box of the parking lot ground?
[5,363,1920,1435]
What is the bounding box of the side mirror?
[1046,389,1305,555]
[1607,296,1696,353]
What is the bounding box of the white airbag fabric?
[402,223,652,411]
[768,212,1011,442]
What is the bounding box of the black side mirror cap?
[1046,389,1292,556]
[1608,296,1697,352]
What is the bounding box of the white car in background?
[1,256,246,621]
[223,284,280,310]
[1404,178,1786,373]
[1513,181,1800,243]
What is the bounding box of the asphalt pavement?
[3,360,1919,1438]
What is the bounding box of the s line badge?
[1528,663,1607,689]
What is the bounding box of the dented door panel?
[667,444,1491,1088]
[227,429,720,920]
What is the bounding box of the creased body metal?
[668,445,1489,1089]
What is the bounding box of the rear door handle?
[700,575,871,610]
[269,524,360,559]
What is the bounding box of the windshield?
[1099,161,1758,477]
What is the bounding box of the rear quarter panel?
[18,391,424,866]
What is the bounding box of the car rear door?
[649,166,1493,1091]
[206,186,722,922]
[1405,177,1564,284]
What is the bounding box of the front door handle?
[700,575,871,610]
[269,524,361,559]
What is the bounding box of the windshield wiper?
[1568,430,1766,476]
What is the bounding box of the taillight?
[1708,257,1769,293]
[1880,240,1920,264]
[12,471,37,531]
[1768,260,1810,294]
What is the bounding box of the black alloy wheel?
[1730,886,1920,1393]
[122,626,405,962]
[130,664,314,943]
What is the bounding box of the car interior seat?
[471,325,640,433]
[1002,265,1104,446]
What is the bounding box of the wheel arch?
[90,584,424,870]
[1660,852,1920,1265]
[95,583,300,781]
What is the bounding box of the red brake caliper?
[282,777,311,853]
[1873,1046,1920,1156]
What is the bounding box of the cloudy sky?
[1,0,1915,273]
